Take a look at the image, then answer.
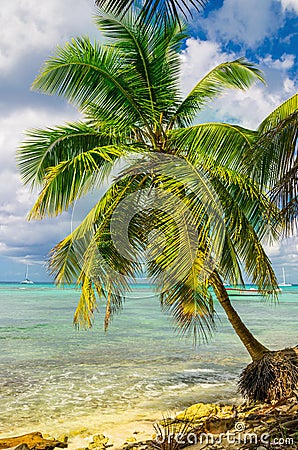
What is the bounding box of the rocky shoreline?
[1,398,297,450]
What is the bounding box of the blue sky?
[0,0,297,282]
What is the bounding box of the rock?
[92,435,108,447]
[204,417,235,434]
[219,405,235,418]
[176,403,235,422]
[124,438,137,443]
[0,433,67,450]
[88,434,111,450]
[69,429,89,438]
[176,403,220,421]
[154,399,298,448]
[56,437,68,445]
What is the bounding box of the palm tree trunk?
[210,271,269,361]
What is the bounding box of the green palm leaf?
[73,274,100,329]
[207,166,280,292]
[17,122,128,189]
[171,59,265,127]
[93,14,185,132]
[28,146,127,219]
[32,36,153,133]
[249,94,298,188]
[170,122,257,169]
[160,280,216,344]
[95,14,157,117]
[246,93,298,232]
[95,0,207,26]
[48,174,150,326]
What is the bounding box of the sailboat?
[279,267,292,287]
[20,264,34,285]
[225,286,264,297]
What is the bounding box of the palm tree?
[248,98,298,234]
[95,0,208,26]
[235,94,298,402]
[17,13,298,401]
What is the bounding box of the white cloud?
[0,106,79,264]
[0,206,71,261]
[263,237,298,284]
[0,106,79,171]
[180,38,233,96]
[262,53,296,70]
[206,84,291,129]
[201,0,282,49]
[283,77,296,92]
[0,0,96,73]
[264,242,281,257]
[280,0,298,13]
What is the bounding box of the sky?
[0,0,297,283]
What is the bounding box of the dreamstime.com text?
[154,421,294,447]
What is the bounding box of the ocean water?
[0,283,297,436]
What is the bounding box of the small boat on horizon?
[279,267,292,287]
[225,287,264,297]
[20,264,34,285]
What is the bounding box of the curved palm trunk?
[210,271,269,361]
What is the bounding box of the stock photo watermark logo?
[154,420,295,448]
[71,152,225,294]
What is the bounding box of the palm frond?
[119,152,226,274]
[169,122,257,169]
[73,274,99,329]
[95,0,207,27]
[148,19,186,122]
[95,14,157,116]
[249,97,298,189]
[70,174,155,329]
[270,163,298,234]
[206,165,280,293]
[170,119,282,289]
[28,146,126,219]
[17,122,127,189]
[48,174,156,328]
[48,234,86,285]
[219,233,245,286]
[146,150,280,290]
[159,279,216,344]
[48,173,146,283]
[258,93,298,134]
[94,13,186,135]
[245,94,298,233]
[32,37,154,133]
[127,202,216,343]
[73,271,126,331]
[171,58,265,127]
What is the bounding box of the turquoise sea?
[0,283,297,437]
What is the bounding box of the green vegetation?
[17,11,298,401]
[94,0,208,26]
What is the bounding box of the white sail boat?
[20,264,34,284]
[225,286,264,297]
[279,267,292,287]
